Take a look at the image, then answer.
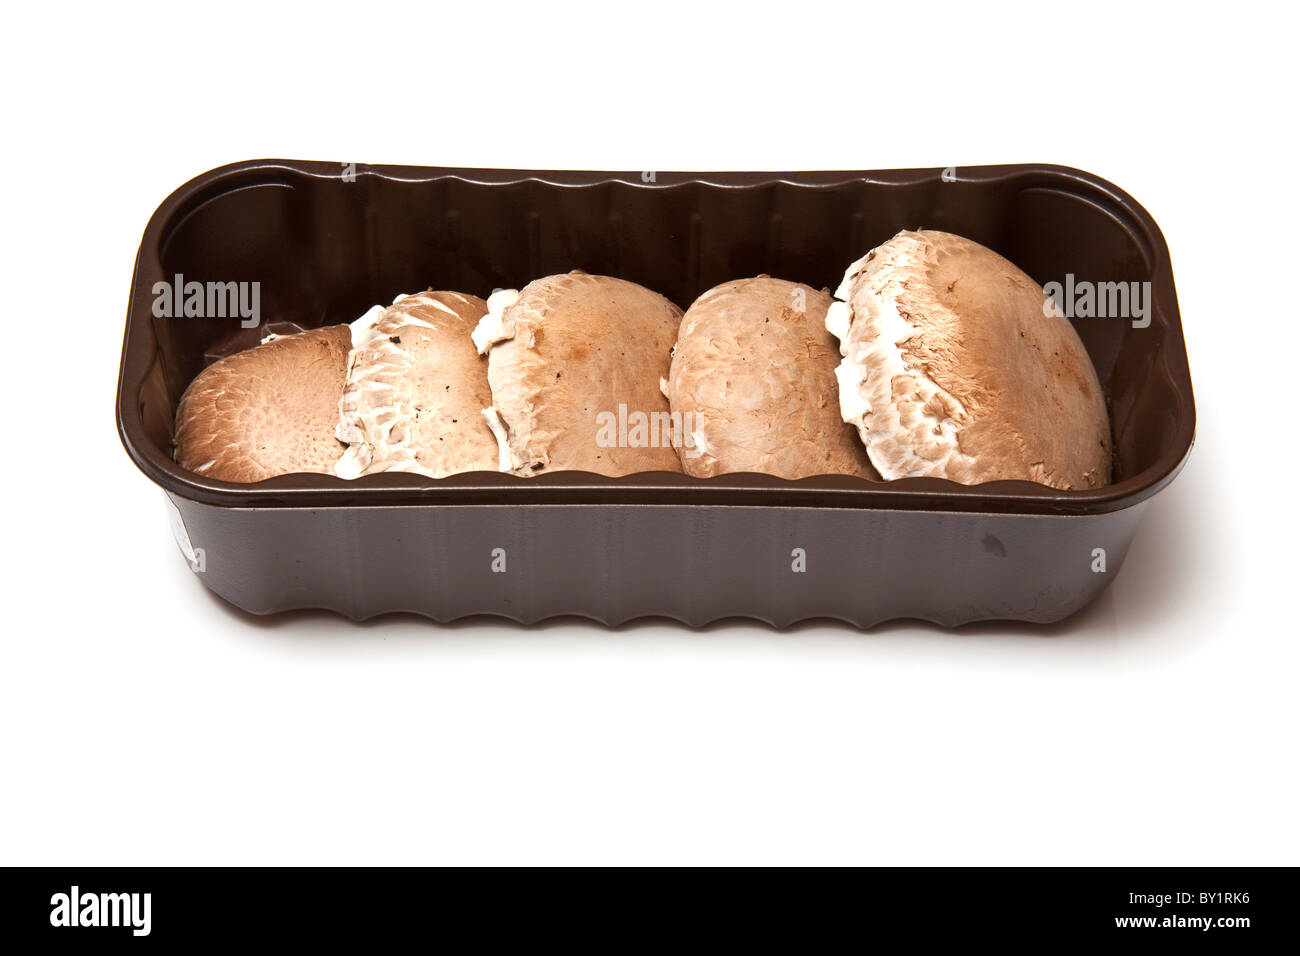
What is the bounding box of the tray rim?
[116,159,1196,517]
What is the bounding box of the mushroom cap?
[665,276,877,479]
[173,325,351,482]
[335,291,497,478]
[828,230,1111,489]
[477,271,684,476]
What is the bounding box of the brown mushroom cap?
[173,325,351,482]
[335,291,497,478]
[828,229,1112,489]
[476,271,684,476]
[665,276,877,479]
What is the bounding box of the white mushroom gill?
[827,234,974,480]
[471,288,521,354]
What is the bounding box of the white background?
[1,1,1295,865]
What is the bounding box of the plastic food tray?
[117,161,1195,626]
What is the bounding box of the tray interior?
[124,164,1189,505]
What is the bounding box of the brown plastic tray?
[116,160,1195,626]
